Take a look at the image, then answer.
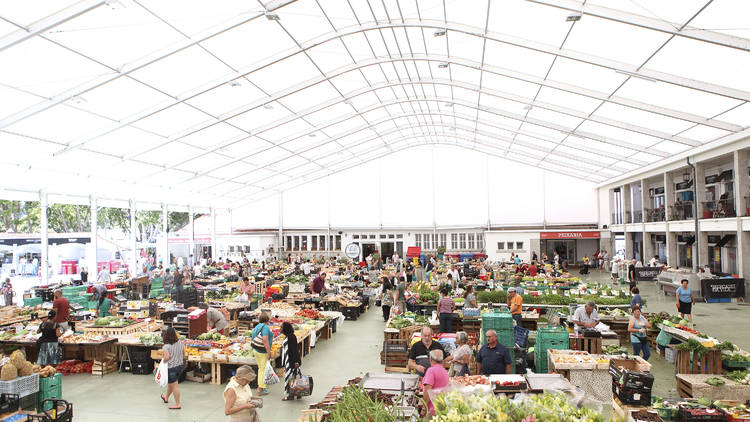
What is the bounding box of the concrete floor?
[53,271,750,420]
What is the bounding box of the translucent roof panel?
[1,0,748,208]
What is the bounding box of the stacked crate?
[534,325,570,373]
[481,312,516,373]
[37,374,62,411]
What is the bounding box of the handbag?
[290,373,314,397]
[251,324,267,351]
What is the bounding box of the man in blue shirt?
[477,330,512,375]
[676,279,695,326]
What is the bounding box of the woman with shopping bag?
[251,312,274,395]
[281,322,301,401]
[159,327,184,409]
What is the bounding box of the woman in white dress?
[224,366,262,422]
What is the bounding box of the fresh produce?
[0,364,17,381]
[675,339,708,354]
[452,375,489,386]
[295,309,322,319]
[724,352,750,362]
[602,345,627,355]
[284,275,309,284]
[328,385,401,422]
[139,333,162,346]
[706,377,726,386]
[715,341,738,352]
[724,370,750,384]
[94,316,134,327]
[196,332,224,341]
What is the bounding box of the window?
[440,234,447,248]
[245,246,251,253]
[415,234,422,248]
[329,235,334,251]
[451,233,458,250]
[311,236,317,251]
[425,233,431,250]
[335,235,341,250]
[516,242,524,250]
[369,235,375,239]
[468,233,475,249]
[293,236,299,251]
[396,234,403,239]
[388,234,395,239]
[286,236,291,251]
[497,242,505,250]
[319,235,326,250]
[380,234,386,239]
[301,236,308,250]
[353,235,359,239]
[460,233,466,249]
[229,246,235,252]
[478,233,484,249]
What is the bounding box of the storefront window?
[451,233,458,249]
[335,235,341,250]
[415,234,422,248]
[311,236,317,251]
[460,233,466,249]
[468,234,475,249]
[440,234,446,248]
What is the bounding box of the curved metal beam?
[50,20,742,156]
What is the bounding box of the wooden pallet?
[676,349,722,374]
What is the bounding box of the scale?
[69,303,84,313]
[113,295,128,304]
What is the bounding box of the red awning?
[406,247,422,258]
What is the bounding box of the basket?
[0,374,39,398]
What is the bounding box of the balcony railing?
[669,202,694,221]
[701,199,736,218]
[611,213,623,225]
[633,210,643,223]
[644,208,665,222]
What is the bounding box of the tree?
[47,204,90,233]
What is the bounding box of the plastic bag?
[263,360,279,385]
[155,361,168,387]
[656,328,672,347]
[235,293,249,302]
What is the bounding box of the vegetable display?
[432,392,608,422]
[602,345,627,355]
[675,339,708,354]
[328,386,401,422]
[705,377,726,386]
[724,370,750,384]
[139,333,162,346]
[285,275,310,284]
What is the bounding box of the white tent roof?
[1,0,749,209]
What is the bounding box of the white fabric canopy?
[0,0,748,209]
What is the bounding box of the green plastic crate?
[149,288,164,298]
[23,297,43,307]
[39,373,61,392]
[88,301,98,310]
[482,312,514,330]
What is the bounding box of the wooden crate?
[384,329,400,342]
[676,349,722,374]
[185,370,211,383]
[676,374,750,401]
[83,342,118,362]
[612,395,650,420]
[570,336,603,354]
[81,320,161,336]
[380,351,408,367]
[92,354,118,377]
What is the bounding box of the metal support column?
[188,205,195,265]
[640,180,654,261]
[130,200,137,273]
[210,207,217,262]
[40,191,49,285]
[161,203,168,266]
[90,196,98,275]
[734,150,750,278]
[278,192,284,260]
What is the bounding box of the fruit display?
[295,309,322,319]
[61,332,109,344]
[451,375,489,386]
[705,377,725,386]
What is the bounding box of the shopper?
[425,257,434,283]
[173,269,184,296]
[507,287,523,326]
[450,331,472,377]
[224,365,260,421]
[464,285,477,308]
[160,327,184,410]
[251,312,273,395]
[407,327,444,377]
[572,301,599,332]
[476,330,512,375]
[630,287,643,309]
[201,304,229,335]
[628,305,652,360]
[239,278,255,297]
[379,277,393,322]
[281,322,301,401]
[2,278,13,306]
[96,291,113,317]
[437,287,455,333]
[676,279,695,326]
[52,290,70,332]
[80,267,88,284]
[611,259,620,284]
[527,261,538,277]
[649,255,659,267]
[163,268,174,297]
[422,349,450,417]
[97,266,111,282]
[394,277,407,314]
[628,260,637,292]
[36,310,62,366]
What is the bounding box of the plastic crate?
[678,406,727,421]
[705,298,731,303]
[38,374,61,394]
[23,298,43,307]
[149,288,164,298]
[613,382,652,406]
[0,393,19,414]
[514,326,530,348]
[19,392,36,411]
[723,360,750,369]
[665,346,677,363]
[498,329,514,348]
[482,312,514,330]
[0,374,39,398]
[88,301,98,310]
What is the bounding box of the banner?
[540,231,600,239]
[700,278,745,299]
[634,267,660,281]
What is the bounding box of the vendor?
[239,277,255,296]
[52,290,70,332]
[96,292,114,318]
[507,287,523,326]
[649,255,659,267]
[527,261,538,277]
[476,330,512,375]
[310,272,327,295]
[464,285,477,308]
[36,310,63,366]
[628,305,651,361]
[422,349,450,417]
[571,301,599,332]
[407,327,445,377]
[92,283,108,303]
[200,304,229,335]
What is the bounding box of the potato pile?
[0,350,56,381]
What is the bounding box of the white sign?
[345,243,361,259]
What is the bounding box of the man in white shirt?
[450,266,461,285]
[611,259,620,283]
[649,255,659,267]
[572,302,599,332]
[97,268,111,283]
[302,261,312,276]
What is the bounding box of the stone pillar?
[698,231,709,271]
[608,188,615,225]
[667,232,678,268]
[210,207,217,262]
[188,205,195,263]
[695,162,706,218]
[623,184,632,224]
[40,192,49,284]
[734,150,749,278]
[640,179,649,222]
[161,203,168,266]
[665,171,675,220]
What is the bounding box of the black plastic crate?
[612,382,651,406]
[678,406,727,421]
[132,361,154,375]
[383,340,408,353]
[609,361,654,390]
[0,393,19,414]
[127,346,151,363]
[342,307,359,321]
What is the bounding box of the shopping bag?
[290,374,314,397]
[264,361,280,385]
[155,361,168,387]
[656,328,672,347]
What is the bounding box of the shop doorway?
[396,242,403,258]
[361,243,377,261]
[546,240,576,263]
[380,242,394,260]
